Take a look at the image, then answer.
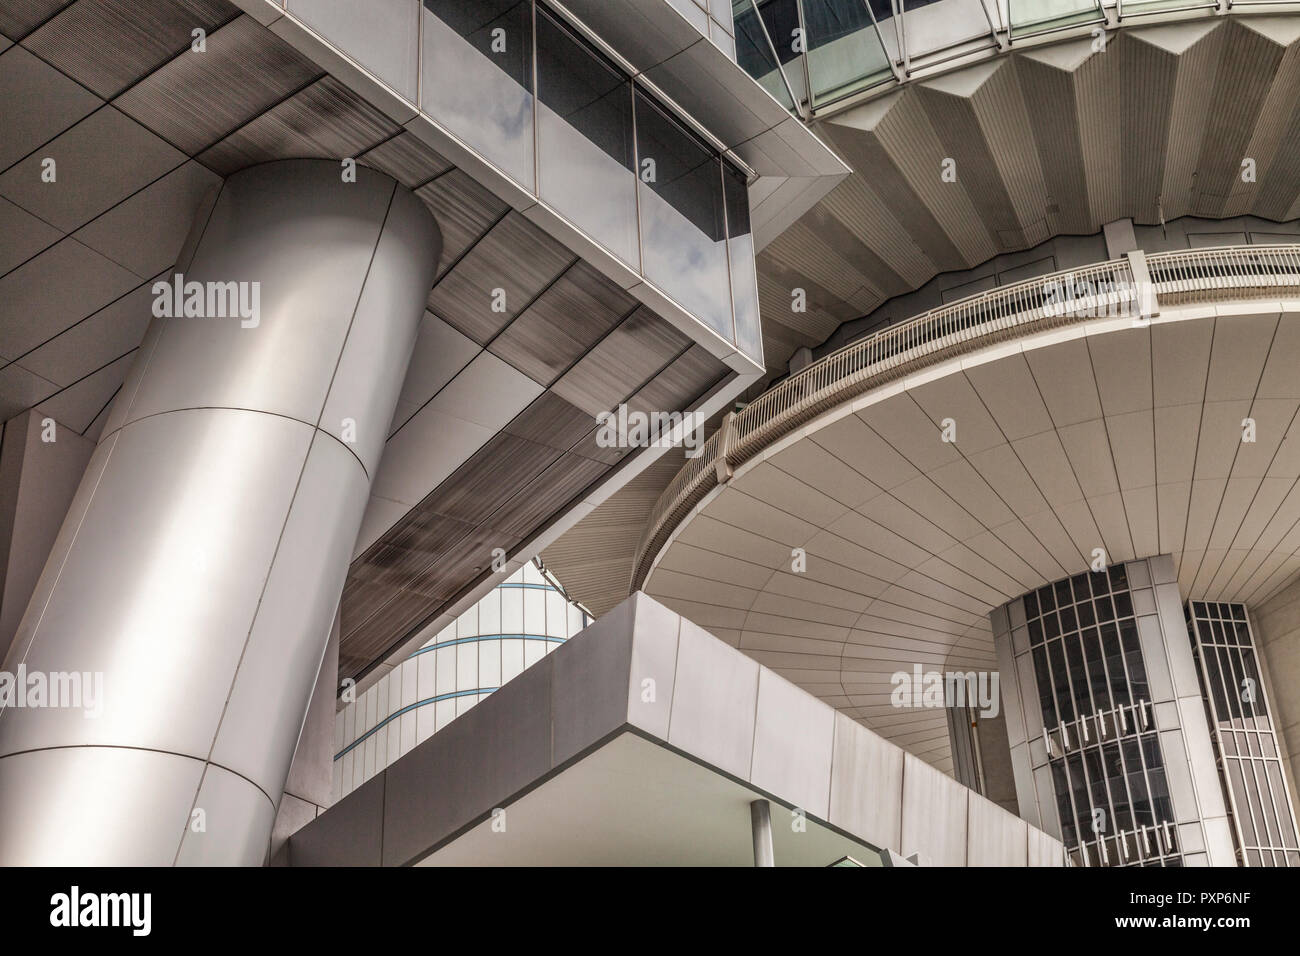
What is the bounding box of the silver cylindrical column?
[0,159,440,865]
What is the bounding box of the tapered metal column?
[0,159,440,865]
[751,799,775,867]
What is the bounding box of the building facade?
[333,560,592,802]
[4,0,1300,867]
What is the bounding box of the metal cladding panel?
[115,14,323,154]
[503,391,600,453]
[0,0,77,40]
[551,305,692,417]
[428,211,575,346]
[1192,20,1289,218]
[488,260,638,386]
[24,0,238,98]
[874,88,998,267]
[415,169,511,279]
[197,74,402,177]
[359,130,455,189]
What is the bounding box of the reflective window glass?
[535,10,639,267]
[1066,639,1090,714]
[1032,644,1057,727]
[422,0,535,188]
[635,89,732,339]
[1048,639,1074,722]
[756,0,808,104]
[1119,619,1147,702]
[1123,738,1153,827]
[724,163,762,361]
[1099,622,1129,708]
[1142,734,1173,823]
[1103,742,1132,830]
[734,0,795,108]
[900,0,994,59]
[1008,0,1102,37]
[1082,628,1111,710]
[1051,759,1077,845]
[801,0,891,105]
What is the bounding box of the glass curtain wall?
[421,0,759,361]
[1008,0,1103,36]
[734,0,894,110]
[1186,602,1300,866]
[333,560,593,801]
[1025,566,1182,866]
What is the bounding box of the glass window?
[1113,590,1133,618]
[1227,760,1256,846]
[480,589,501,635]
[1201,642,1231,720]
[755,0,807,104]
[1043,609,1060,640]
[1037,584,1055,612]
[1076,598,1095,628]
[546,589,567,637]
[1048,639,1074,722]
[1085,747,1112,834]
[1100,622,1129,708]
[1268,763,1298,849]
[900,0,994,59]
[1065,638,1090,714]
[535,11,639,267]
[1217,646,1242,720]
[1032,644,1057,727]
[635,89,733,340]
[1239,647,1267,719]
[1141,734,1173,824]
[1067,752,1091,840]
[1123,738,1153,828]
[457,640,478,688]
[524,587,546,634]
[733,0,795,108]
[1008,0,1102,37]
[1103,742,1132,830]
[502,588,524,633]
[801,0,891,105]
[1252,762,1282,846]
[1082,628,1111,711]
[422,0,536,189]
[1051,759,1077,845]
[1118,619,1147,702]
[724,162,762,362]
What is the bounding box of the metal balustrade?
[630,244,1300,590]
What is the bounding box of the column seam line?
[173,179,401,864]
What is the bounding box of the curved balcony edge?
[629,243,1300,591]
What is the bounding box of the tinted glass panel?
[535,11,638,267]
[1051,759,1076,845]
[756,0,807,103]
[423,0,535,188]
[724,163,761,361]
[1048,639,1074,722]
[635,89,732,339]
[1032,644,1056,727]
[733,0,794,108]
[802,0,890,104]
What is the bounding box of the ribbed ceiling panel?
[751,19,1300,381]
